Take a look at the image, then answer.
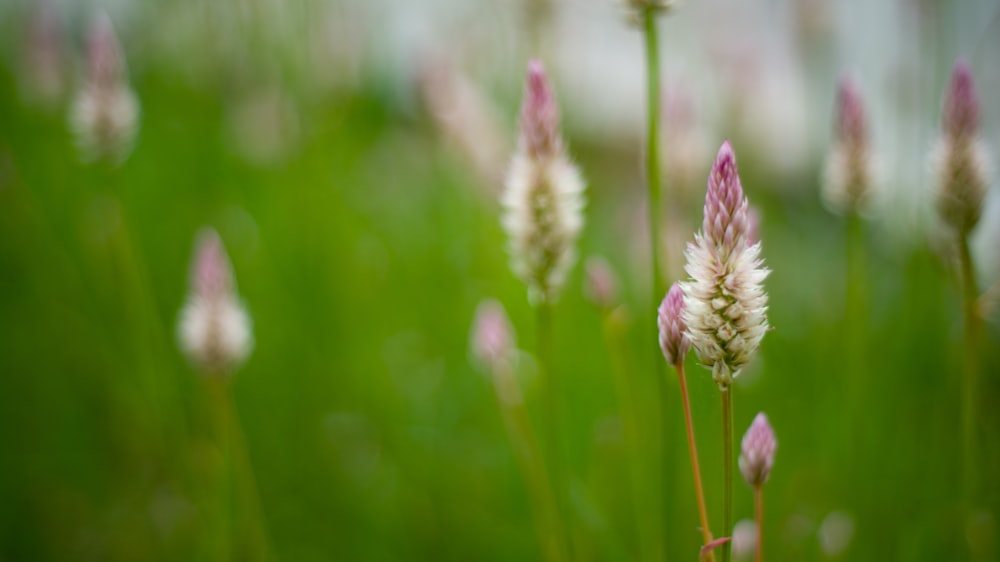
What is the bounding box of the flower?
[682,141,770,387]
[823,76,874,214]
[584,256,619,310]
[69,13,140,164]
[178,228,253,375]
[658,282,689,366]
[739,412,776,487]
[933,60,990,235]
[502,60,585,305]
[471,299,515,372]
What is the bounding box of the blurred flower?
[738,412,776,487]
[621,0,676,24]
[69,13,140,164]
[823,76,874,215]
[661,84,710,196]
[682,142,770,387]
[657,282,689,366]
[932,60,991,236]
[20,3,68,108]
[471,299,515,373]
[818,510,855,558]
[416,54,507,189]
[227,86,300,167]
[502,60,585,305]
[584,256,619,310]
[178,228,253,375]
[731,518,756,560]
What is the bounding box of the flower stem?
[754,485,763,562]
[537,301,571,560]
[958,233,981,503]
[677,362,715,559]
[721,387,733,562]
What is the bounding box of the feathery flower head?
[178,229,253,376]
[934,59,990,235]
[502,60,585,305]
[584,257,619,310]
[658,282,689,366]
[739,412,776,487]
[471,299,515,372]
[823,76,874,214]
[683,141,769,387]
[69,12,139,164]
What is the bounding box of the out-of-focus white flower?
[818,510,854,558]
[739,412,777,487]
[932,59,991,236]
[682,141,769,388]
[730,518,757,560]
[69,13,139,164]
[823,76,874,215]
[502,60,585,305]
[178,229,253,376]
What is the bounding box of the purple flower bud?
[739,412,777,487]
[823,75,874,214]
[86,13,125,90]
[519,59,561,159]
[658,282,689,366]
[191,228,234,299]
[702,141,750,257]
[585,257,619,309]
[471,299,515,371]
[835,76,867,150]
[943,59,979,142]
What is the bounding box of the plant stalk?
[677,362,714,560]
[537,301,571,560]
[754,485,763,562]
[721,387,733,562]
[958,233,980,503]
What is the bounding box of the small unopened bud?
[520,60,561,159]
[584,257,619,309]
[657,282,689,366]
[933,59,990,235]
[178,229,253,376]
[471,299,515,372]
[739,412,777,487]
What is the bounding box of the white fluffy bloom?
[683,141,769,388]
[178,229,253,375]
[69,13,139,164]
[502,60,585,305]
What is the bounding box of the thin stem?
[492,362,566,562]
[228,395,274,561]
[958,233,981,503]
[754,485,763,562]
[642,11,670,561]
[537,302,571,560]
[677,362,714,560]
[721,387,733,562]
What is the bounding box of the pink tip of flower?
[584,257,618,309]
[520,59,560,158]
[192,228,233,299]
[943,59,979,140]
[658,282,690,366]
[703,141,749,252]
[87,12,123,88]
[739,412,777,487]
[835,75,867,147]
[471,299,514,370]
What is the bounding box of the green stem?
[721,387,733,562]
[958,233,980,504]
[642,11,670,561]
[537,302,571,560]
[754,485,763,562]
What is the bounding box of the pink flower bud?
[471,299,515,371]
[835,76,867,150]
[943,59,979,142]
[584,257,619,309]
[86,13,125,90]
[658,282,690,366]
[823,75,874,214]
[191,229,234,299]
[519,59,561,159]
[739,412,777,487]
[703,141,750,257]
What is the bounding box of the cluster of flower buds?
[658,282,690,367]
[178,229,253,376]
[739,412,777,487]
[682,142,770,388]
[933,60,990,236]
[69,13,140,164]
[502,60,585,305]
[823,76,874,214]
